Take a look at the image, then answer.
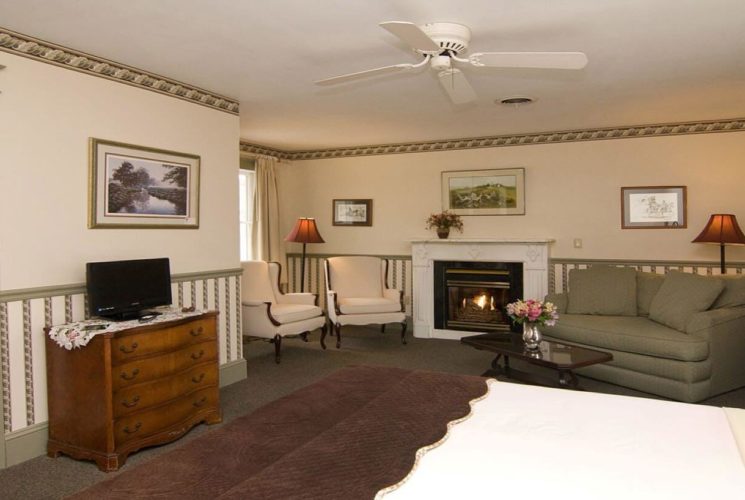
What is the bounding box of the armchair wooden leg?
[320,323,328,350]
[300,332,309,342]
[400,321,408,345]
[381,324,386,333]
[273,334,282,364]
[335,323,342,349]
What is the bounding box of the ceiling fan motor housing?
[419,22,471,55]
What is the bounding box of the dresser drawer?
[113,340,217,391]
[112,318,215,365]
[113,363,219,418]
[114,386,219,447]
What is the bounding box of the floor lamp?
[284,217,325,292]
[692,214,745,274]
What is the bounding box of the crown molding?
[0,27,239,115]
[241,117,745,161]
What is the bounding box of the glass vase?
[522,322,542,350]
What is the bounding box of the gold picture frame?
[88,138,200,229]
[442,168,525,216]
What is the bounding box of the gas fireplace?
[433,261,523,332]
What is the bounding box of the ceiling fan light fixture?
[498,96,535,107]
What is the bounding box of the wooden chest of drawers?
[45,312,221,471]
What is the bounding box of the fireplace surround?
[411,239,553,339]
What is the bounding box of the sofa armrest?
[277,292,317,306]
[545,292,568,314]
[685,306,745,337]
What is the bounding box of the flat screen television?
[86,258,172,320]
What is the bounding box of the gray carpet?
[1,324,744,499]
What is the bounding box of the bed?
[71,365,745,499]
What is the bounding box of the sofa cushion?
[338,297,401,315]
[649,271,725,331]
[637,272,665,317]
[567,266,637,316]
[543,315,709,362]
[712,275,745,309]
[270,303,322,324]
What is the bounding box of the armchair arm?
[384,288,404,311]
[326,291,341,322]
[276,292,318,306]
[686,306,745,337]
[241,301,281,335]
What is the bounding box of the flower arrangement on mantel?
[506,299,559,327]
[426,211,464,239]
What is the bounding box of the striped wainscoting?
[285,253,413,315]
[0,267,243,439]
[550,258,745,293]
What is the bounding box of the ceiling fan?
[315,21,588,104]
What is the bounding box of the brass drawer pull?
[191,350,205,360]
[120,368,140,381]
[189,326,204,337]
[191,373,205,383]
[119,342,138,354]
[121,395,140,408]
[192,397,207,408]
[123,422,142,434]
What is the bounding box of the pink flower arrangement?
[505,299,559,327]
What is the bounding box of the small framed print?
[332,199,372,226]
[621,186,687,229]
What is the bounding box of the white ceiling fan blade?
[314,64,414,85]
[437,69,477,104]
[380,21,441,53]
[469,52,588,69]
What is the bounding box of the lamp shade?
[692,214,745,245]
[285,217,325,244]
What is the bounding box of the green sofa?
[543,266,745,402]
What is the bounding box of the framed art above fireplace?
[442,168,525,216]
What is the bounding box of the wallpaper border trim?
[0,27,239,115]
[240,117,745,161]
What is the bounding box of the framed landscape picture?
[442,168,525,216]
[621,186,687,229]
[88,138,200,228]
[333,199,372,226]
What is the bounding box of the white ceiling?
[2,0,745,151]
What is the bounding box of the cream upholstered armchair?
[241,260,326,363]
[323,256,407,349]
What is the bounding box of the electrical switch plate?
[573,238,583,249]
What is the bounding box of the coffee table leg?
[503,355,511,377]
[491,354,502,370]
[558,370,579,388]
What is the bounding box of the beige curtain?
[251,156,284,265]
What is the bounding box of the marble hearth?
[411,239,554,339]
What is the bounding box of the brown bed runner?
[70,365,488,499]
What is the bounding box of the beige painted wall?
[278,132,745,262]
[0,52,240,290]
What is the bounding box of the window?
[239,158,256,261]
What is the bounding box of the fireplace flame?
[470,293,497,310]
[473,294,487,309]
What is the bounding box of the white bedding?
[380,381,745,499]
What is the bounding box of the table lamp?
[692,214,745,273]
[284,217,325,292]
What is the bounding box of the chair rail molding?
[0,27,239,115]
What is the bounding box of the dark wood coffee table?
[461,332,613,389]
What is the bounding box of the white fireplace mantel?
[411,238,554,340]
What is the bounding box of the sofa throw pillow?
[712,275,745,309]
[649,271,725,331]
[566,266,637,316]
[637,272,665,316]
